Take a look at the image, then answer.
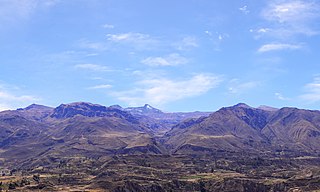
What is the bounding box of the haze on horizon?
[0,0,320,112]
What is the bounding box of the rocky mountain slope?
[164,103,320,155]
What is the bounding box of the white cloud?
[141,53,188,67]
[174,36,199,50]
[239,5,250,14]
[257,28,270,33]
[85,53,99,57]
[258,43,302,52]
[102,24,114,29]
[205,31,212,36]
[261,0,320,37]
[250,28,272,39]
[106,32,159,50]
[204,30,229,51]
[262,0,318,23]
[88,84,112,89]
[80,32,156,52]
[228,79,260,94]
[300,76,320,102]
[0,86,39,111]
[275,92,290,101]
[0,0,59,24]
[113,74,222,106]
[0,104,10,111]
[74,64,111,72]
[77,39,108,51]
[106,32,153,42]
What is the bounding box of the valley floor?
[1,152,320,191]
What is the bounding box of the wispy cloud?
[204,30,229,51]
[253,0,320,52]
[174,36,199,50]
[260,0,320,38]
[0,0,59,24]
[258,43,302,52]
[77,39,108,51]
[141,53,188,67]
[106,32,158,50]
[113,74,222,106]
[250,28,271,39]
[102,24,114,29]
[88,84,112,90]
[239,5,250,14]
[275,92,290,101]
[74,64,111,72]
[228,79,260,94]
[107,33,147,42]
[257,28,270,33]
[262,0,318,24]
[0,85,39,111]
[300,75,320,102]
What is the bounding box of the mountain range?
[1,102,320,169]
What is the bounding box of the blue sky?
[0,0,320,112]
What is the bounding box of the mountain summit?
[232,103,252,108]
[126,104,162,114]
[50,102,109,118]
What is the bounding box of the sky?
[0,0,320,112]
